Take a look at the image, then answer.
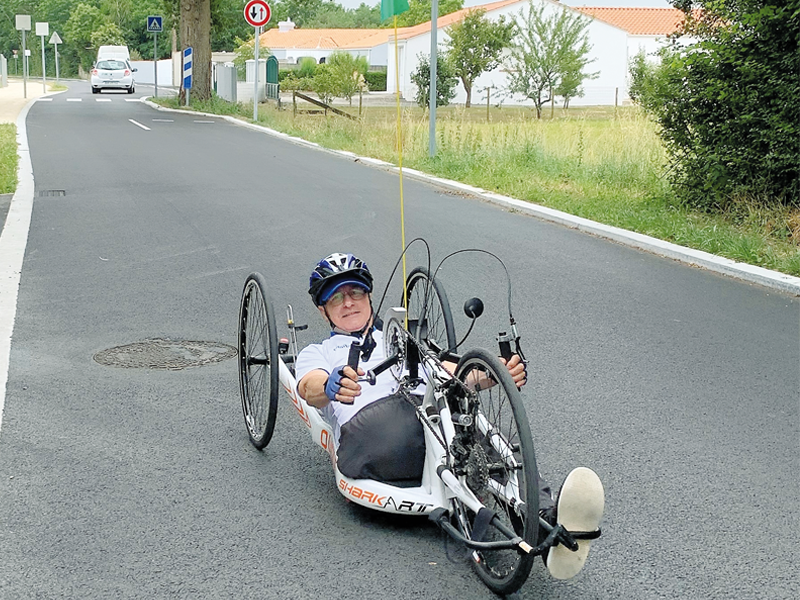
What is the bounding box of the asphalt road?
[0,81,798,599]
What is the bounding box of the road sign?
[183,47,192,90]
[49,32,62,45]
[15,15,31,31]
[36,22,48,36]
[147,16,163,33]
[244,0,271,27]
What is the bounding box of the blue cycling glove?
[324,365,351,402]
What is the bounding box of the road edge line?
[0,98,37,435]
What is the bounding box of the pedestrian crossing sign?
[147,16,163,33]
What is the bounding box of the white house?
[259,2,695,106]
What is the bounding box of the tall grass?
[0,125,18,194]
[153,96,800,277]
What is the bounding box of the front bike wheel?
[451,348,539,596]
[403,267,456,354]
[238,273,279,450]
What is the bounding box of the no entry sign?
[244,0,271,28]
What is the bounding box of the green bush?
[297,57,318,78]
[364,71,386,92]
[631,3,800,211]
[410,53,457,108]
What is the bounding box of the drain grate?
[38,190,66,197]
[94,338,237,370]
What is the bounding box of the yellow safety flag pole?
[394,15,408,316]
[383,0,410,326]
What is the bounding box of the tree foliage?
[391,0,463,27]
[504,1,596,118]
[445,9,514,108]
[632,1,800,210]
[410,52,457,108]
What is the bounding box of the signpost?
[49,32,62,84]
[36,22,48,92]
[183,47,192,106]
[147,16,163,97]
[243,0,271,121]
[15,15,31,98]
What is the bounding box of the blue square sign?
[147,16,163,33]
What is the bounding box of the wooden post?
[359,89,362,117]
[615,87,619,107]
[293,90,296,117]
[550,88,555,119]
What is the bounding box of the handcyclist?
[296,252,604,579]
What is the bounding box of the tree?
[631,1,800,210]
[64,3,106,72]
[272,0,324,28]
[504,1,595,118]
[410,52,457,108]
[326,51,369,104]
[445,9,514,108]
[179,0,212,101]
[392,0,463,27]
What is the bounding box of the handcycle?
[236,244,600,595]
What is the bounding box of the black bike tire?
[452,348,539,596]
[403,267,457,353]
[237,272,279,450]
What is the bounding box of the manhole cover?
[94,339,237,370]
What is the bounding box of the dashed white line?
[96,98,111,102]
[37,98,53,102]
[152,119,174,122]
[128,119,151,131]
[66,98,81,102]
[193,120,215,124]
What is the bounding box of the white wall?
[130,58,174,86]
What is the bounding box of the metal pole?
[55,45,59,83]
[22,30,27,98]
[253,26,260,121]
[40,34,46,92]
[154,32,158,98]
[429,0,438,157]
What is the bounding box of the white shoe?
[546,467,605,580]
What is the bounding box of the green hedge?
[364,71,386,92]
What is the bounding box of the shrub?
[297,57,318,78]
[364,71,386,91]
[410,53,457,108]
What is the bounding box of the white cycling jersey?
[296,328,400,447]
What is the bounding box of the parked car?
[91,59,136,94]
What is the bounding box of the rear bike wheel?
[237,272,279,449]
[403,267,456,354]
[451,348,539,596]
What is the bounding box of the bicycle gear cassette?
[382,307,408,381]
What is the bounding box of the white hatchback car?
[91,59,136,94]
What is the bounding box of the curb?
[158,100,800,296]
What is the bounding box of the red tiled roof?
[573,7,690,36]
[259,28,390,50]
[394,0,521,40]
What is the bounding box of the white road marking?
[125,98,143,102]
[37,98,53,102]
[66,98,81,102]
[96,99,111,102]
[193,120,215,124]
[152,119,174,122]
[0,102,36,434]
[128,119,151,131]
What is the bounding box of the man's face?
[319,284,371,333]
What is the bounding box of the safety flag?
[381,0,410,21]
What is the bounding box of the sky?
[337,0,674,10]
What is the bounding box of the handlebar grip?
[347,342,362,371]
[498,339,513,361]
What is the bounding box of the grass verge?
[0,124,18,195]
[164,95,800,278]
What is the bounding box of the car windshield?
[97,61,126,70]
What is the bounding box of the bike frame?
[277,306,517,523]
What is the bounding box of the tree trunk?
[463,77,472,108]
[180,0,212,101]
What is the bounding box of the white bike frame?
[277,306,514,520]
